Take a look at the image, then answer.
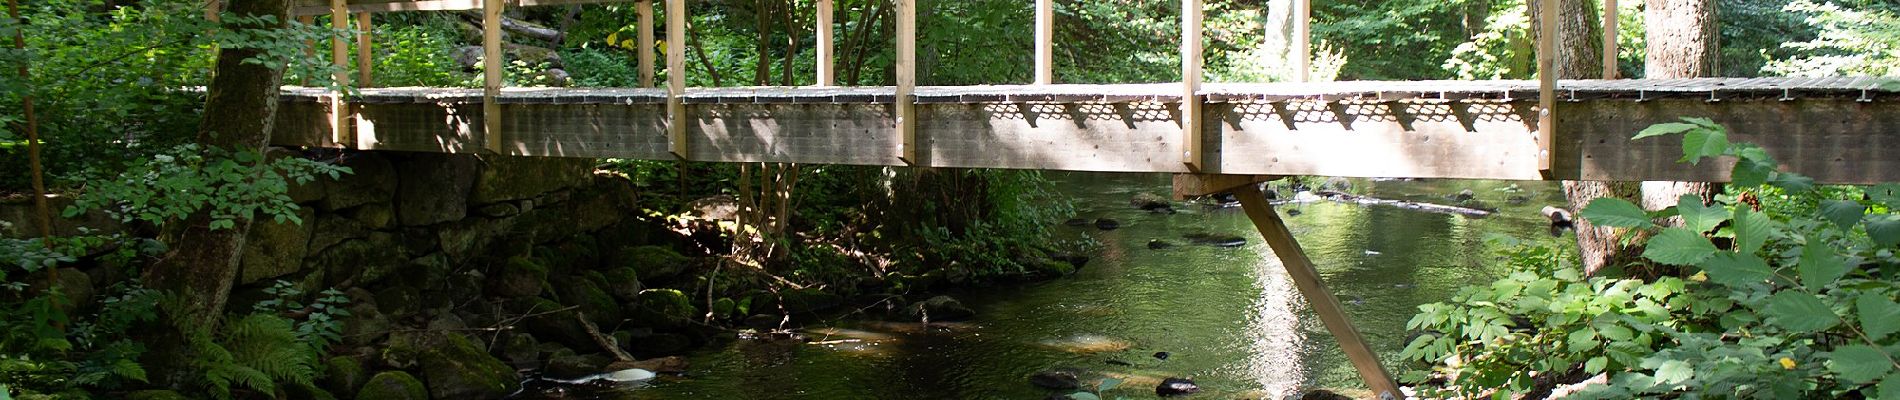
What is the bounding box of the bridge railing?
[272,0,1596,178]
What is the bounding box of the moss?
[417,333,518,399]
[487,256,550,298]
[601,267,644,302]
[321,356,370,396]
[356,371,428,400]
[618,245,689,281]
[629,289,696,329]
[553,278,621,327]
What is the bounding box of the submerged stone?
[1156,377,1201,396]
[1028,369,1082,390]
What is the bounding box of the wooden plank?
[357,12,373,87]
[896,0,917,164]
[1294,0,1310,82]
[1535,0,1556,172]
[816,0,834,86]
[331,0,353,147]
[1034,0,1053,85]
[1602,0,1618,80]
[1171,174,1278,200]
[637,0,654,88]
[482,0,502,153]
[1233,185,1401,400]
[293,0,623,16]
[666,0,686,159]
[1181,0,1203,171]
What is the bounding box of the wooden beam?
[356,12,373,87]
[1233,185,1401,399]
[1034,0,1053,85]
[816,0,834,86]
[299,14,316,86]
[1294,0,1310,82]
[637,0,654,88]
[293,0,627,16]
[482,0,502,153]
[331,0,352,147]
[666,0,686,159]
[895,0,917,164]
[1171,174,1279,200]
[1535,0,1556,172]
[1602,0,1618,80]
[1181,0,1203,171]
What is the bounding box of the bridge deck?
[271,78,1900,184]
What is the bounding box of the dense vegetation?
[2,0,1899,398]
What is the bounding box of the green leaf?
[1582,198,1654,229]
[1097,377,1123,392]
[1633,122,1698,140]
[1569,328,1599,351]
[1700,252,1772,287]
[1830,345,1894,384]
[1798,239,1848,288]
[1731,157,1775,188]
[1733,207,1774,255]
[1644,228,1718,266]
[1068,393,1102,400]
[1871,184,1900,209]
[1765,291,1839,333]
[1861,296,1900,341]
[1770,173,1815,192]
[1678,195,1727,233]
[1881,372,1900,400]
[1868,215,1900,247]
[1821,200,1867,231]
[1681,127,1729,165]
[1585,356,1609,374]
[1655,359,1694,385]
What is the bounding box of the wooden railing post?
[637,0,654,88]
[1234,185,1401,399]
[666,0,687,159]
[1535,0,1557,172]
[330,0,352,147]
[1180,0,1202,171]
[482,0,503,154]
[299,15,316,86]
[816,0,834,86]
[895,0,917,164]
[1034,0,1053,85]
[1294,0,1310,82]
[1602,0,1618,80]
[356,12,372,87]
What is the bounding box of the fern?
[191,314,318,399]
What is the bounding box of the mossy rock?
[357,371,428,400]
[553,278,621,327]
[125,390,192,400]
[509,296,593,350]
[418,332,519,399]
[617,246,690,281]
[1027,259,1077,279]
[284,382,338,400]
[628,289,696,329]
[601,267,645,302]
[488,256,550,298]
[321,356,370,396]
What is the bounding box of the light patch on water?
[1237,249,1310,398]
[1039,334,1134,354]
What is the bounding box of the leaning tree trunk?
[1533,0,1638,274]
[144,0,290,365]
[1639,0,1720,214]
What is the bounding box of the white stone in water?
[596,368,656,383]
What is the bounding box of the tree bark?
[1532,0,1633,274]
[147,0,290,334]
[1643,0,1718,78]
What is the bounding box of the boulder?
[911,295,975,321]
[544,351,611,379]
[1093,218,1120,230]
[1156,377,1200,396]
[493,331,541,368]
[683,195,739,221]
[357,371,428,400]
[628,289,696,329]
[309,234,405,287]
[417,333,519,399]
[320,152,397,211]
[374,285,422,318]
[512,297,593,350]
[437,217,508,264]
[470,157,595,204]
[476,202,521,218]
[1028,369,1082,390]
[341,289,389,346]
[394,153,479,227]
[616,245,690,281]
[349,202,395,230]
[238,207,315,285]
[488,256,549,298]
[321,356,370,396]
[553,278,621,327]
[600,267,644,302]
[308,213,369,255]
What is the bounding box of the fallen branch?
[575,311,637,363]
[458,12,565,44]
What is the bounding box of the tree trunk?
[1532,0,1632,274]
[143,0,290,382]
[1639,0,1719,217]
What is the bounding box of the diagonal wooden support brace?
[1234,183,1401,399]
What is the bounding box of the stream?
[625,173,1565,399]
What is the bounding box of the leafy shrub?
[64,144,351,230]
[561,48,642,88]
[1403,118,1900,398]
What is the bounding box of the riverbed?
[636,173,1566,399]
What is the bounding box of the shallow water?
[628,173,1566,399]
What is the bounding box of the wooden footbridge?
[262,0,1900,397]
